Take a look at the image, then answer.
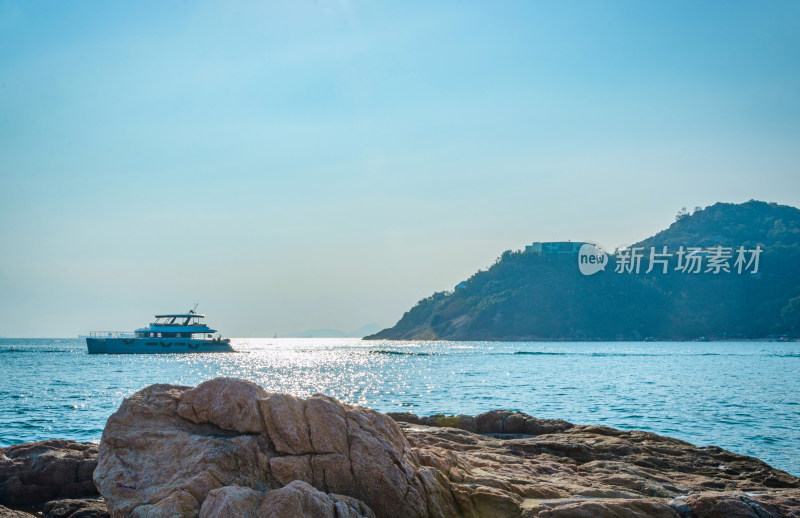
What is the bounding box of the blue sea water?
[1,338,798,476]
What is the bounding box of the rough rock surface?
[196,480,376,518]
[90,378,800,518]
[0,440,98,506]
[397,415,800,517]
[0,505,30,518]
[388,410,574,435]
[43,498,111,518]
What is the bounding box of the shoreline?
[2,378,799,517]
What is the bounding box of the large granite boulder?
[0,440,98,506]
[94,378,460,518]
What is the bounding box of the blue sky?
[1,1,799,336]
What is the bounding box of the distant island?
[366,200,800,341]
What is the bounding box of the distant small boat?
[86,309,234,354]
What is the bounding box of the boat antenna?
[191,301,199,314]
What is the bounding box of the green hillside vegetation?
[366,200,800,341]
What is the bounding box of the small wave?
[0,348,74,353]
[590,352,658,357]
[509,350,800,359]
[367,350,435,356]
[510,351,780,358]
[512,351,659,357]
[513,351,565,356]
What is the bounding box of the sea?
[1,338,798,476]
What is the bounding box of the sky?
[1,1,799,337]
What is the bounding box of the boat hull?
[86,337,234,354]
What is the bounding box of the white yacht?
[86,309,234,354]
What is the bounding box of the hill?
[365,200,800,341]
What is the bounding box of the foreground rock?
[95,378,457,518]
[0,505,31,518]
[43,498,111,518]
[395,414,800,517]
[89,378,800,517]
[0,440,98,506]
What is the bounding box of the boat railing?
[197,334,229,342]
[149,322,207,327]
[89,331,134,338]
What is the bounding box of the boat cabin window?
[152,315,204,326]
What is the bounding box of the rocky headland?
[365,201,800,342]
[1,377,798,517]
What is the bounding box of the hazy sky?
[1,1,799,337]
